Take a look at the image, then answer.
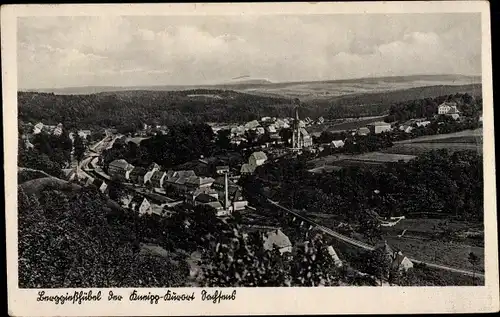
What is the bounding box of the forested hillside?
[18,90,293,130]
[18,83,482,129]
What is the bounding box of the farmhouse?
[108,159,134,181]
[144,162,161,184]
[399,125,413,133]
[249,151,268,167]
[240,163,256,175]
[130,196,152,215]
[367,121,392,134]
[357,127,370,136]
[186,187,219,205]
[331,140,345,148]
[416,120,431,127]
[262,229,293,255]
[376,241,414,272]
[438,101,459,115]
[33,122,44,134]
[150,170,167,189]
[53,123,64,136]
[244,120,260,130]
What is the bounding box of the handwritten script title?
[37,289,237,305]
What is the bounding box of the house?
[244,120,260,130]
[326,245,343,267]
[266,125,277,134]
[150,204,164,217]
[61,168,77,181]
[399,125,413,133]
[230,126,246,137]
[275,119,289,129]
[357,127,370,136]
[317,116,325,124]
[229,187,248,211]
[376,241,414,272]
[331,140,345,148]
[162,170,198,192]
[367,121,392,134]
[392,251,414,271]
[144,162,161,184]
[262,229,292,255]
[207,201,224,212]
[249,151,268,167]
[261,116,272,122]
[438,101,459,115]
[130,196,152,215]
[78,130,92,139]
[120,193,134,208]
[256,127,265,135]
[194,192,218,206]
[129,167,148,185]
[446,107,460,120]
[33,122,44,134]
[185,176,215,191]
[91,178,108,194]
[240,163,256,175]
[186,187,219,205]
[416,120,431,127]
[230,136,246,146]
[108,159,134,181]
[150,170,167,189]
[53,123,64,136]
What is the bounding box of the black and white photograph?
[3,2,499,316]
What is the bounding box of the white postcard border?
[3,2,499,316]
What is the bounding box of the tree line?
[248,149,483,224]
[385,92,482,122]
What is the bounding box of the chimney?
[224,172,229,211]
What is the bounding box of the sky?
[17,13,482,89]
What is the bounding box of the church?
[291,108,313,149]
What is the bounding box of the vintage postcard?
[2,1,499,316]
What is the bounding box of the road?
[266,199,484,278]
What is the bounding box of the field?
[382,143,482,156]
[383,128,483,155]
[385,236,484,273]
[308,116,386,134]
[309,152,417,170]
[394,128,482,144]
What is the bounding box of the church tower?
[292,107,301,149]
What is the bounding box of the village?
[17,93,484,286]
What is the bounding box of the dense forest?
[100,123,218,171]
[18,84,482,130]
[247,149,483,224]
[18,90,296,130]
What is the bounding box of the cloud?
[17,14,481,89]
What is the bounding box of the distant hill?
[26,74,480,96]
[222,78,273,85]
